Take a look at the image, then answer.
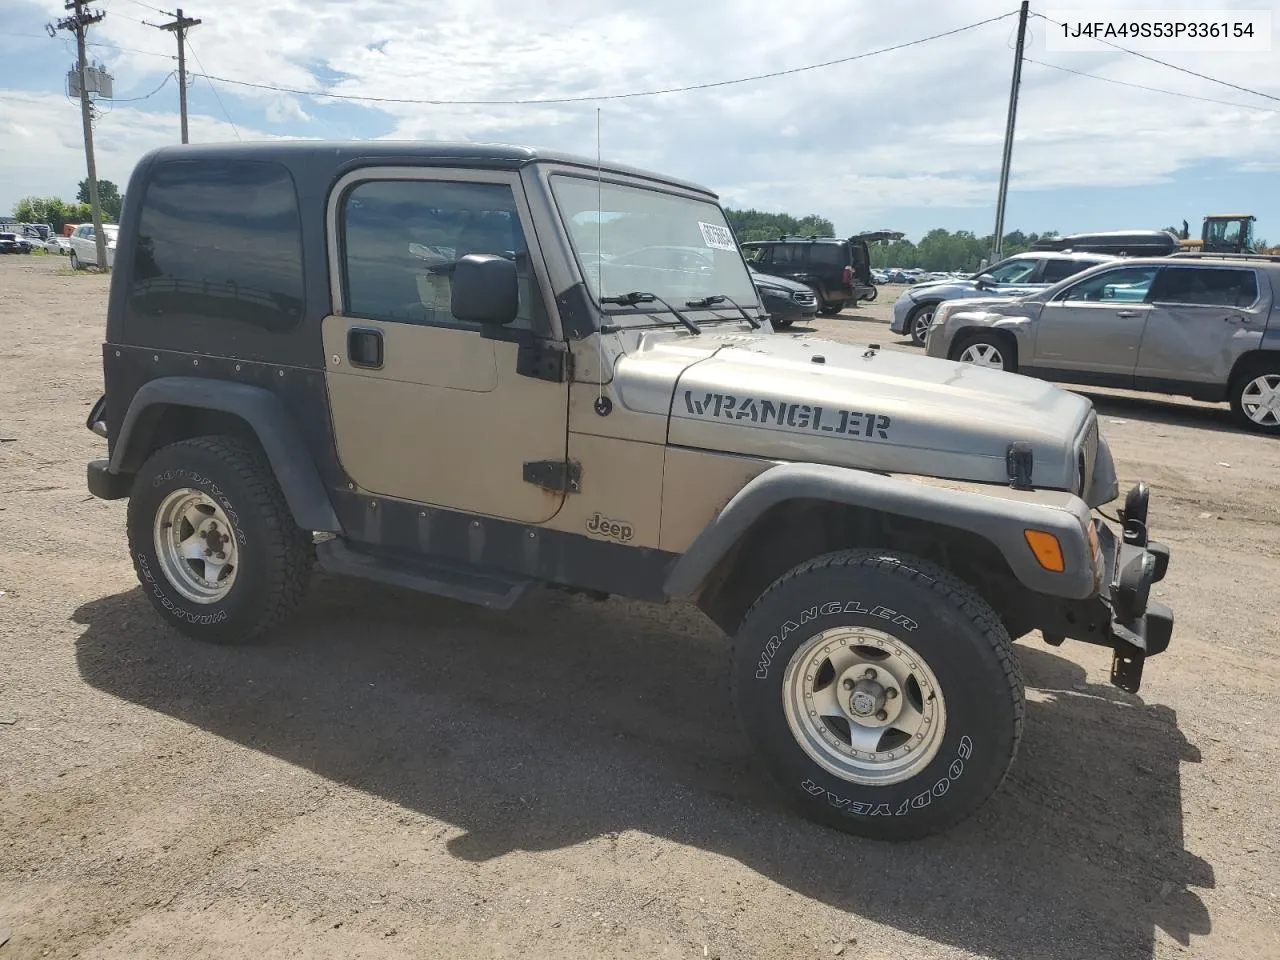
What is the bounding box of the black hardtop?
[134,140,717,197]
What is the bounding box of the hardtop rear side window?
[1149,267,1259,307]
[129,160,304,333]
[771,244,804,266]
[807,243,847,267]
[1040,258,1100,283]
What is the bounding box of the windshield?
[551,175,758,313]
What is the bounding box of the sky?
[1,0,1278,243]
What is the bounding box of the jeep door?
[1027,263,1159,379]
[1135,265,1268,389]
[322,168,569,523]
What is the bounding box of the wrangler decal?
[683,390,890,440]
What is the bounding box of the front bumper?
[764,295,817,325]
[889,295,915,333]
[1037,482,1172,693]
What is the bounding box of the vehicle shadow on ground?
[74,582,1213,959]
[1071,389,1242,434]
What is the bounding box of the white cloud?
[3,0,1278,235]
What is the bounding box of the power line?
[1,29,176,60]
[1029,11,1280,105]
[184,10,1019,106]
[186,37,240,140]
[1025,56,1280,114]
[108,69,173,102]
[107,0,171,13]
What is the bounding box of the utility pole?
[153,8,201,143]
[991,0,1029,263]
[54,0,108,271]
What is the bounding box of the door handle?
[347,326,384,369]
[1223,315,1248,324]
[1115,310,1139,318]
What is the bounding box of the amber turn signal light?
[1024,529,1065,572]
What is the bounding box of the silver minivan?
[925,255,1280,434]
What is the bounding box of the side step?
[315,539,533,611]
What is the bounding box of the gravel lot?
[1,254,1278,959]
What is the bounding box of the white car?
[68,222,118,269]
[43,235,71,255]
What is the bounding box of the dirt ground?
[1,254,1278,960]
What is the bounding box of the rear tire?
[732,550,1024,841]
[863,286,878,303]
[69,251,80,270]
[773,318,794,329]
[127,435,313,645]
[819,301,845,317]
[1230,361,1280,434]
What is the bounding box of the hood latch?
[1006,442,1034,490]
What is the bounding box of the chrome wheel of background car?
[152,488,239,604]
[909,306,935,346]
[782,626,947,786]
[1240,374,1280,427]
[958,342,1005,369]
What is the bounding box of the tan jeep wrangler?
[85,141,1173,840]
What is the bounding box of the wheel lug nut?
[863,668,877,680]
[842,679,854,690]
[885,688,898,699]
[875,710,888,721]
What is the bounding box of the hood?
[750,269,813,294]
[614,331,1091,490]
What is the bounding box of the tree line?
[723,209,1061,271]
[12,180,124,233]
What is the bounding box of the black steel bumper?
[87,459,131,500]
[1032,482,1172,693]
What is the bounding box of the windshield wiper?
[600,291,701,334]
[686,294,762,329]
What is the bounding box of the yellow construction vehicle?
[1178,214,1277,254]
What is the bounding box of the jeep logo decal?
[683,391,890,441]
[586,512,633,542]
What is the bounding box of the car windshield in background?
[551,176,757,314]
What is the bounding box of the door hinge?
[523,459,582,494]
[517,340,572,383]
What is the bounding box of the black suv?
[741,231,900,315]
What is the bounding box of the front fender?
[108,376,341,532]
[663,462,1097,601]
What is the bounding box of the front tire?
[69,251,81,270]
[1230,363,1280,434]
[952,332,1016,372]
[906,303,936,346]
[127,436,313,645]
[732,550,1024,841]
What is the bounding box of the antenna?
[595,107,605,404]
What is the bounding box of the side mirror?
[974,273,998,290]
[451,253,518,325]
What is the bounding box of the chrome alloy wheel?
[782,626,947,786]
[958,342,1005,368]
[1240,373,1280,427]
[152,488,239,603]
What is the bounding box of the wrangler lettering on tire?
[732,549,1023,841]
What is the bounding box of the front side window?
[341,179,536,329]
[1060,265,1159,303]
[552,176,757,314]
[130,160,304,332]
[742,245,769,264]
[985,257,1039,283]
[1149,267,1258,307]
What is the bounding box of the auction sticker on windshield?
[699,221,737,252]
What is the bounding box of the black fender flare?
[663,462,1097,602]
[109,376,341,533]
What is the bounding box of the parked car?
[68,222,118,269]
[43,236,70,255]
[742,230,899,315]
[0,232,32,254]
[748,265,818,328]
[926,253,1280,433]
[892,251,1116,346]
[82,140,1171,841]
[1030,229,1181,258]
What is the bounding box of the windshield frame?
[545,170,764,329]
